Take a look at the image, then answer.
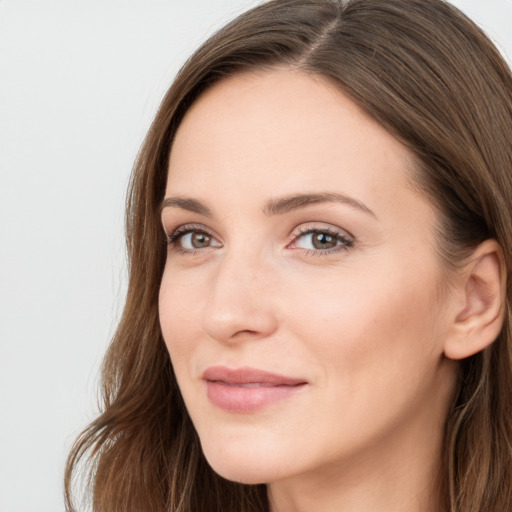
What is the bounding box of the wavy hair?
[65,1,512,510]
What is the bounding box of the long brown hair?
[65,1,512,510]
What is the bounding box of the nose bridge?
[202,243,278,342]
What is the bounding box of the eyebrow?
[160,197,213,217]
[160,192,375,218]
[262,192,376,217]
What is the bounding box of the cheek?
[270,263,450,463]
[158,270,201,362]
[283,259,445,390]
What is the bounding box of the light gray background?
[1,1,510,511]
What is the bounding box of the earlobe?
[444,239,506,360]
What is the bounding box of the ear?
[444,239,506,360]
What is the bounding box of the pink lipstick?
[202,366,307,413]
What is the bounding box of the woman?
[65,0,512,511]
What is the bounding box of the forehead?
[166,69,428,224]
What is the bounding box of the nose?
[201,250,279,344]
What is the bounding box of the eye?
[167,225,222,253]
[289,226,354,254]
[180,232,213,249]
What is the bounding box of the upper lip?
[202,366,307,386]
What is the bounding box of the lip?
[202,366,308,413]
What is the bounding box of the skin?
[159,69,461,512]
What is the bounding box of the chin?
[199,436,290,485]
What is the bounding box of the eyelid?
[165,223,214,241]
[164,220,209,234]
[290,222,354,240]
[292,221,355,239]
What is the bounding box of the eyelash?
[165,223,354,256]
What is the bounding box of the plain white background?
[0,1,510,511]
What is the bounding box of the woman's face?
[159,70,458,485]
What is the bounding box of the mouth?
[202,366,308,413]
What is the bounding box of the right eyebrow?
[160,197,213,217]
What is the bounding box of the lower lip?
[206,381,307,413]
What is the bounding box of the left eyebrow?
[263,192,376,218]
